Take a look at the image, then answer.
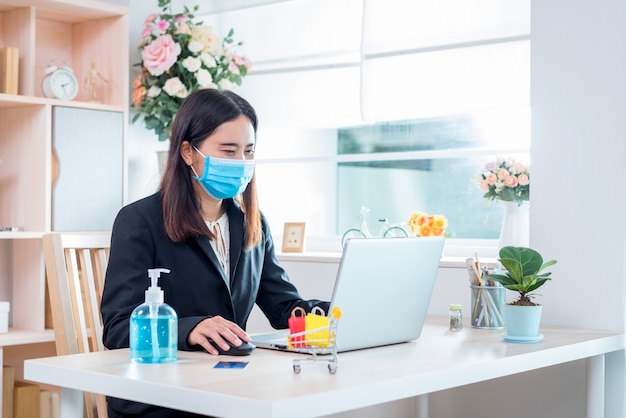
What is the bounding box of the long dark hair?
[160,89,262,250]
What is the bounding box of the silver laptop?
[252,236,444,353]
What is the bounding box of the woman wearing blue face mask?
[100,89,329,418]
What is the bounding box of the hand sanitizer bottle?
[130,268,178,363]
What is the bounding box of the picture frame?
[281,222,306,253]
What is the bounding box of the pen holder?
[470,285,505,329]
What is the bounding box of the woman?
[101,89,329,417]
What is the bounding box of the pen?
[471,260,482,286]
[483,266,494,286]
[474,252,485,286]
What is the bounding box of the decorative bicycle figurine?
[341,206,408,247]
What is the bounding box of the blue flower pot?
[503,304,542,337]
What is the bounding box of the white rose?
[188,40,204,54]
[147,86,161,97]
[200,53,217,68]
[511,162,526,175]
[191,24,223,55]
[182,56,202,72]
[219,78,234,91]
[163,77,188,98]
[174,88,189,98]
[196,69,214,87]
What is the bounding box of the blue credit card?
[214,361,249,369]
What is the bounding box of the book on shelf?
[0,47,19,95]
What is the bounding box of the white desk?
[23,317,624,418]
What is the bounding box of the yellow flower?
[408,211,428,235]
[407,212,448,237]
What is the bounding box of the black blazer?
[101,192,328,352]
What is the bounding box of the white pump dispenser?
[130,268,178,363]
[145,268,168,304]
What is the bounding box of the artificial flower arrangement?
[407,212,448,237]
[476,157,530,205]
[131,0,251,141]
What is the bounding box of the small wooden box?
[0,47,19,95]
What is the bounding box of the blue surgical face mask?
[190,147,255,199]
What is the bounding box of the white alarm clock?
[42,63,79,100]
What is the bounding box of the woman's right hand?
[187,315,251,355]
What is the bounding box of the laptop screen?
[329,237,444,352]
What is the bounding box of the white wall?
[531,0,626,332]
[530,2,626,415]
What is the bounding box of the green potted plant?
[487,246,557,340]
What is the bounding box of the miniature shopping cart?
[289,306,342,374]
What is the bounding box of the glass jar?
[449,304,462,331]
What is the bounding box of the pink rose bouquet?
[131,0,251,141]
[476,157,530,205]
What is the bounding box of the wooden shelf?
[0,93,125,112]
[0,94,48,108]
[0,3,128,410]
[0,329,54,347]
[0,0,128,23]
[0,232,44,240]
[0,0,129,104]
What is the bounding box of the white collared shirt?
[205,211,230,280]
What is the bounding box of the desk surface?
[24,317,624,418]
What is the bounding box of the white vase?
[498,201,529,248]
